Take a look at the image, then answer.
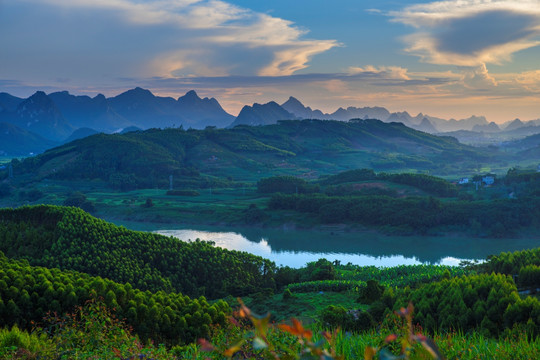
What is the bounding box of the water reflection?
[151,227,540,268]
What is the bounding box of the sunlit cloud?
[514,70,540,92]
[390,0,540,66]
[348,65,410,80]
[460,64,498,89]
[14,0,338,77]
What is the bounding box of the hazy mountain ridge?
[108,87,234,130]
[1,89,539,154]
[230,101,298,127]
[2,91,74,141]
[49,91,129,131]
[0,88,235,150]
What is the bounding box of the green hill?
[12,119,496,188]
[0,252,228,344]
[0,205,276,299]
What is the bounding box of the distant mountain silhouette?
[281,96,328,119]
[0,122,57,156]
[108,87,179,129]
[49,91,129,131]
[175,90,234,129]
[411,117,438,133]
[230,101,297,127]
[503,118,525,131]
[1,91,74,141]
[472,122,500,133]
[386,111,414,126]
[108,88,233,129]
[0,93,23,112]
[434,115,488,132]
[0,89,531,151]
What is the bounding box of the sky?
[1,0,540,123]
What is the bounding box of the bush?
[63,192,96,213]
[319,305,374,332]
[244,203,267,224]
[141,197,154,208]
[282,288,293,300]
[357,279,385,304]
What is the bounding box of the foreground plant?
[201,300,444,360]
[365,303,444,360]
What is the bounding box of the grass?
[242,291,364,323]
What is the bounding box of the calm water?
[117,221,540,268]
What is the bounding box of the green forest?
[0,205,537,359]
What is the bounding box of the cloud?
[460,64,498,89]
[348,65,410,80]
[390,0,540,66]
[16,0,337,77]
[514,69,540,92]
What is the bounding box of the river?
[115,221,540,268]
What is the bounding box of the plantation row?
[287,280,366,293]
[336,264,468,288]
[0,253,228,344]
[392,273,540,337]
[481,247,540,275]
[0,205,277,298]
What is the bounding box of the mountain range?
[1,88,539,155]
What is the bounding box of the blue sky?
[1,0,540,123]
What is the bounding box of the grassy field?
[242,291,364,324]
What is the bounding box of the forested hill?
[0,205,276,299]
[12,119,496,188]
[0,252,229,344]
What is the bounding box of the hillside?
[0,122,58,156]
[0,205,276,299]
[11,119,497,189]
[0,252,228,344]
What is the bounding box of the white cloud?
[16,0,338,77]
[390,0,540,66]
[348,65,411,80]
[459,64,498,89]
[514,69,540,92]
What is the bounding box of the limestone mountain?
[503,119,525,131]
[3,91,73,141]
[230,101,297,127]
[49,91,130,132]
[108,88,233,129]
[0,93,23,112]
[281,96,328,119]
[472,122,501,133]
[175,90,234,129]
[331,106,391,121]
[108,87,179,129]
[412,117,438,133]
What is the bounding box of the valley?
[1,93,540,360]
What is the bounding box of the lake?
[116,221,540,268]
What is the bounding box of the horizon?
[2,1,540,123]
[3,86,507,124]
